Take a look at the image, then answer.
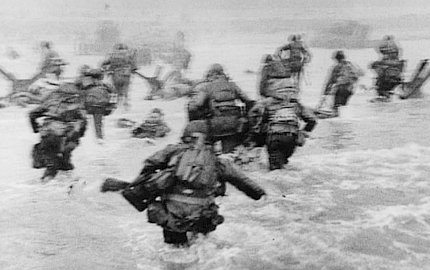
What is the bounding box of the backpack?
[175,144,218,190]
[84,84,111,108]
[209,81,242,136]
[337,62,359,85]
[267,60,291,78]
[43,90,82,121]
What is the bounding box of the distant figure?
[319,51,362,116]
[378,35,401,60]
[30,84,87,180]
[39,41,66,80]
[275,34,311,88]
[132,108,171,139]
[77,67,115,142]
[101,43,137,110]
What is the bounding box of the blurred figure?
[248,84,316,170]
[30,84,87,180]
[371,37,405,101]
[77,67,115,142]
[188,63,254,153]
[132,108,171,139]
[378,35,401,60]
[101,120,265,246]
[101,43,137,110]
[319,51,362,116]
[275,34,311,88]
[39,41,67,80]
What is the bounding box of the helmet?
[262,54,273,64]
[205,63,224,78]
[114,43,128,51]
[151,108,164,116]
[79,65,91,75]
[87,68,104,79]
[181,120,209,142]
[334,50,345,61]
[40,41,51,49]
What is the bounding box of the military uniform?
[371,59,405,99]
[30,84,87,179]
[188,64,253,153]
[249,97,316,170]
[122,121,265,245]
[324,59,361,111]
[102,44,137,109]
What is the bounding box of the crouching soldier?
[30,83,87,180]
[132,108,171,139]
[77,67,115,141]
[101,120,266,246]
[248,89,316,171]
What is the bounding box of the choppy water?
[0,38,429,270]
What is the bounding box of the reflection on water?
[322,121,356,151]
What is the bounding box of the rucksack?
[175,144,218,190]
[267,60,291,78]
[209,81,242,136]
[85,85,111,107]
[337,62,359,85]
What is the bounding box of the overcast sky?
[0,0,429,21]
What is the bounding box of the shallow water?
[0,37,429,270]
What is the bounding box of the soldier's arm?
[324,66,338,94]
[139,144,183,175]
[29,106,48,133]
[217,158,266,200]
[258,66,270,97]
[187,89,208,113]
[231,82,253,108]
[297,103,317,132]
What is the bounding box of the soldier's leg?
[282,134,297,165]
[40,134,62,179]
[93,113,103,139]
[163,229,188,245]
[266,133,284,170]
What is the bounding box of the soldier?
[275,35,311,88]
[318,51,362,116]
[78,67,115,141]
[101,43,137,110]
[132,108,171,139]
[188,64,254,153]
[248,87,316,171]
[39,41,66,80]
[102,120,266,246]
[30,83,87,180]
